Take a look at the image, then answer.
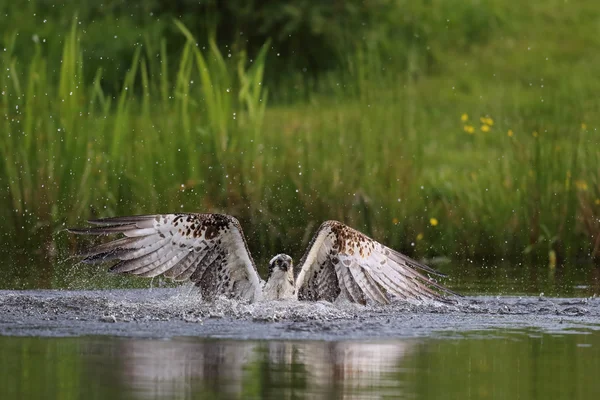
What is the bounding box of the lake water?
[1,288,599,399]
[1,250,599,399]
[1,248,599,298]
[2,330,599,399]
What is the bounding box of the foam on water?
[0,287,598,339]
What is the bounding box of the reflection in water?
[116,339,411,399]
[2,331,599,400]
[281,342,410,399]
[115,339,257,399]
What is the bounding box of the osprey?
[69,214,457,304]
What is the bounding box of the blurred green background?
[0,0,599,291]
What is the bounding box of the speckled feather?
[69,214,263,302]
[295,221,457,304]
[70,215,457,304]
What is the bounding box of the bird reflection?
[115,338,413,399]
[265,341,412,399]
[117,339,257,399]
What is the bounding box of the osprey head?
[268,254,293,276]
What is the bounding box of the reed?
[0,12,599,284]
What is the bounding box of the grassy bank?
[1,1,599,286]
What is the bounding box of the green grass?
[1,1,600,290]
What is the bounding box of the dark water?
[1,251,599,399]
[2,331,599,400]
[1,247,599,298]
[1,289,600,399]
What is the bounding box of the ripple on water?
[0,288,598,339]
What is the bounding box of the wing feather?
[196,253,225,300]
[334,262,366,304]
[69,213,263,302]
[133,248,191,278]
[189,250,221,282]
[347,263,388,305]
[112,245,177,275]
[82,236,170,264]
[296,220,458,304]
[163,252,201,280]
[80,236,142,256]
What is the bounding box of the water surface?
[1,249,599,298]
[2,330,599,400]
[1,254,598,399]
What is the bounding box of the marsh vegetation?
[1,1,599,288]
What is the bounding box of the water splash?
[0,288,598,339]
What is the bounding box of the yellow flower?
[429,218,439,227]
[416,233,424,241]
[464,125,475,134]
[575,180,588,191]
[507,129,514,137]
[481,125,490,132]
[595,199,600,205]
[532,131,539,138]
[581,123,587,130]
[461,113,469,122]
[485,117,494,126]
[392,217,399,225]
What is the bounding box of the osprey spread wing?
[69,214,457,304]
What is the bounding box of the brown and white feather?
[69,214,262,302]
[295,221,456,305]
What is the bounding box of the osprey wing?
[295,221,458,305]
[69,213,262,302]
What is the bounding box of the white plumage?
[69,214,458,304]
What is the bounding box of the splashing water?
[0,287,598,339]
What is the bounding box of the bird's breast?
[263,270,296,300]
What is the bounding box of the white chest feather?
[263,269,296,300]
